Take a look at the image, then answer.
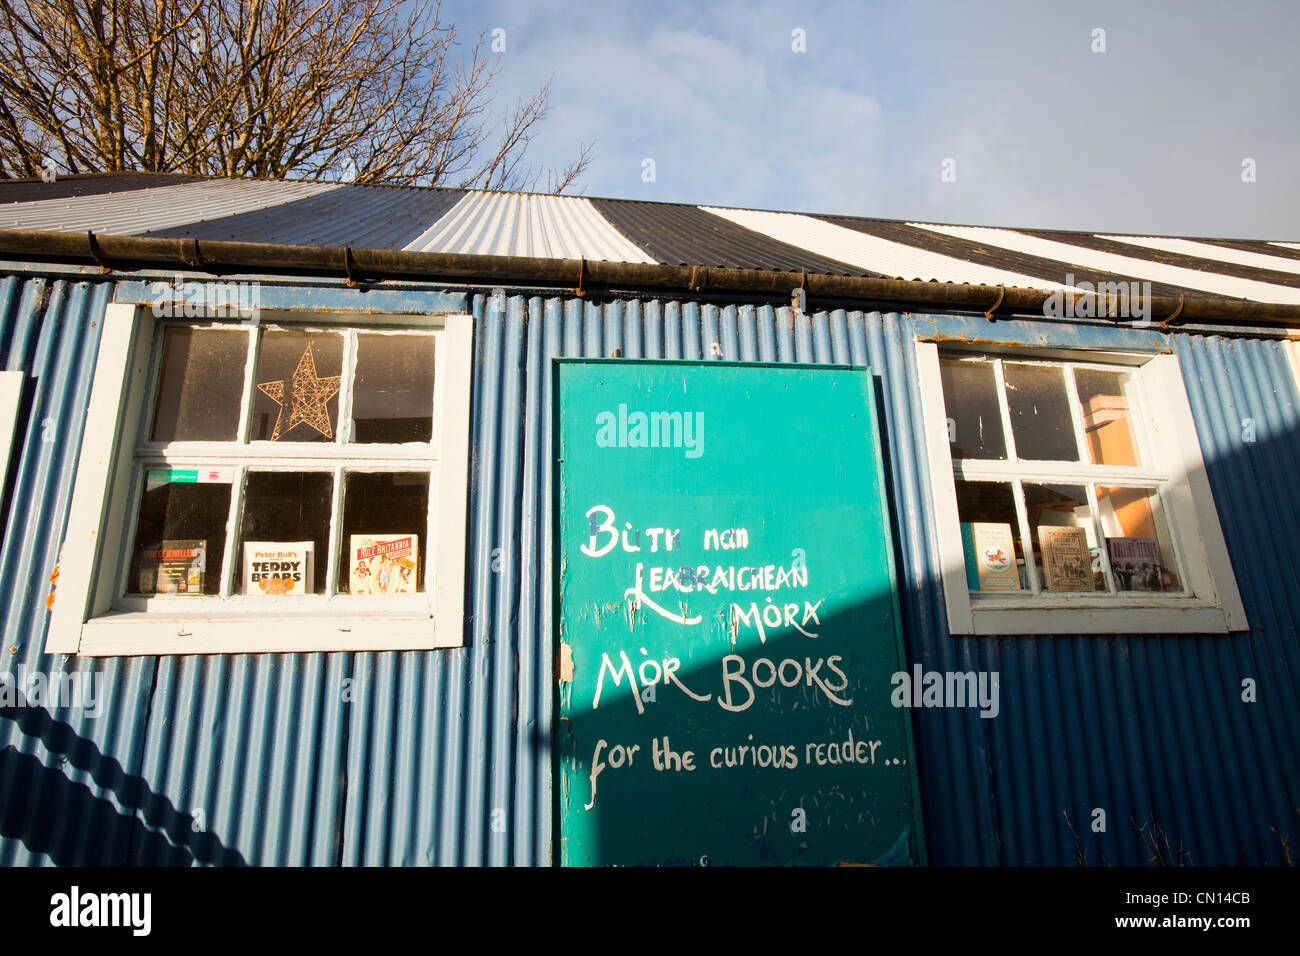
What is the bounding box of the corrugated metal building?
[0,173,1296,865]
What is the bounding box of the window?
[47,303,473,656]
[917,341,1247,634]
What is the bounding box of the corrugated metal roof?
[0,173,209,206]
[701,206,1078,289]
[1098,235,1300,277]
[590,197,875,275]
[2,172,1300,304]
[403,191,656,262]
[143,184,465,250]
[1024,228,1300,291]
[916,223,1300,304]
[0,179,341,235]
[819,214,1216,300]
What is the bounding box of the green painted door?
[553,359,924,866]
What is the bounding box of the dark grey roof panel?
[592,197,877,277]
[143,184,466,250]
[0,173,209,206]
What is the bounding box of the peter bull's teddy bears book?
[244,541,314,595]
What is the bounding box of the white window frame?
[0,370,24,482]
[1286,338,1300,395]
[916,339,1247,635]
[46,302,473,656]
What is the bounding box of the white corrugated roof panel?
[1,179,342,235]
[403,191,656,262]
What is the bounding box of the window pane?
[237,471,333,595]
[1076,368,1141,466]
[338,472,429,594]
[150,328,247,442]
[1097,485,1181,592]
[1024,482,1103,591]
[352,334,435,444]
[252,331,343,443]
[1004,364,1080,461]
[939,359,1006,460]
[129,470,232,595]
[955,480,1026,591]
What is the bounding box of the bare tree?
[0,0,592,192]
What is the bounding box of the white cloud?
[447,0,1299,238]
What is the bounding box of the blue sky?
[442,0,1298,240]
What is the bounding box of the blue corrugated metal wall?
[0,279,1296,865]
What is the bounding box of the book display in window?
[961,522,1020,591]
[1038,525,1091,591]
[349,534,419,594]
[134,539,206,595]
[236,472,332,595]
[48,312,473,656]
[244,542,315,596]
[130,467,232,596]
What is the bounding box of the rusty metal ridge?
[2,227,1299,326]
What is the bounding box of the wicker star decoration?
[257,341,341,440]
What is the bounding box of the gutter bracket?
[1160,294,1185,329]
[575,256,585,298]
[343,246,363,288]
[181,238,207,272]
[689,265,709,292]
[984,285,1006,321]
[85,231,113,274]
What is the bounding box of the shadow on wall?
[549,600,925,867]
[0,679,246,866]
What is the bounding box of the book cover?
[1038,525,1092,591]
[961,523,979,590]
[961,522,1020,591]
[349,534,419,594]
[244,541,314,596]
[1107,536,1166,592]
[134,539,206,595]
